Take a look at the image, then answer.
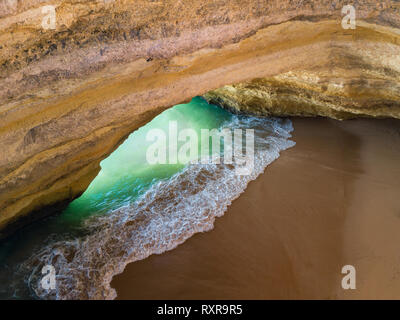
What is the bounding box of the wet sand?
[112,118,400,299]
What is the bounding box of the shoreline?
[111,117,400,299]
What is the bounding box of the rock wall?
[0,0,400,237]
[204,72,400,120]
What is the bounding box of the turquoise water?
[61,96,232,225]
[0,97,295,300]
[0,97,232,299]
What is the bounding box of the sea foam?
[21,116,295,300]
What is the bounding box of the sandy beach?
[112,118,400,300]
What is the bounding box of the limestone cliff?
[0,0,400,237]
[204,72,400,120]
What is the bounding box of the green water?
[62,96,232,224]
[0,97,232,299]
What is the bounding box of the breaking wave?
[20,115,295,300]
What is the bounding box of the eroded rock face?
[0,0,400,236]
[204,71,400,120]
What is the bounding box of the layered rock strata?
[0,0,400,236]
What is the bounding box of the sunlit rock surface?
[0,0,400,236]
[204,71,400,120]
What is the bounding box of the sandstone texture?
[0,0,400,237]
